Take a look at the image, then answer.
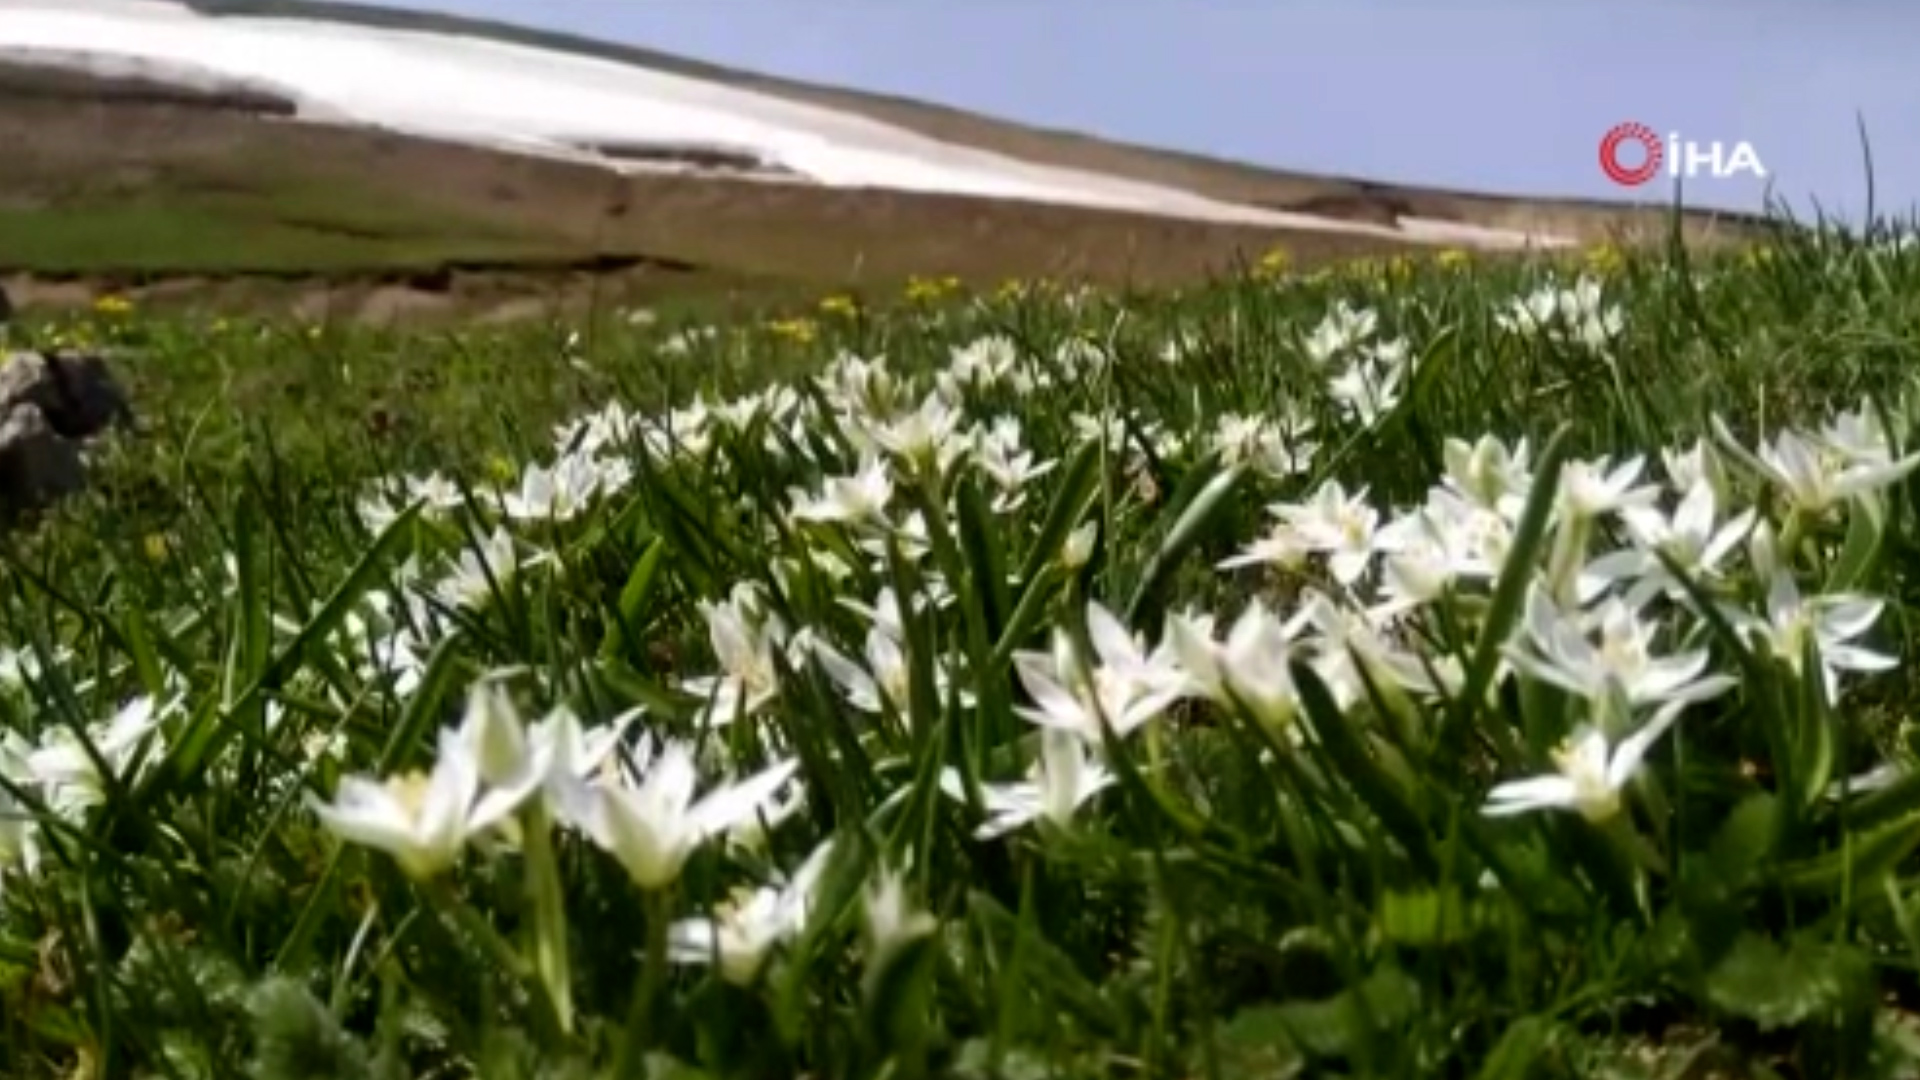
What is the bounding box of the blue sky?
[372,1,1918,223]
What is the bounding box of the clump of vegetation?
[6,226,1920,1078]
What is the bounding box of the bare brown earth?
[0,5,1778,323]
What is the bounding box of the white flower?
[682,583,790,728]
[28,695,169,821]
[810,619,973,718]
[563,742,797,890]
[872,394,966,470]
[950,335,1019,389]
[668,838,834,985]
[973,417,1056,512]
[1737,420,1920,516]
[1590,479,1754,604]
[1819,399,1900,468]
[1303,301,1377,364]
[1269,481,1379,585]
[1219,520,1311,573]
[437,526,527,610]
[1557,455,1657,522]
[308,682,548,879]
[1371,509,1464,613]
[1662,439,1712,494]
[1743,543,1897,700]
[1208,411,1318,480]
[864,867,938,954]
[1012,603,1186,744]
[1061,521,1098,570]
[0,731,41,884]
[1167,602,1309,729]
[502,451,609,521]
[1442,435,1532,516]
[1505,587,1734,714]
[723,772,808,852]
[1496,286,1563,337]
[940,728,1115,839]
[1483,706,1681,823]
[528,703,640,803]
[1327,349,1407,428]
[789,457,894,527]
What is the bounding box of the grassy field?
[7,226,1920,1079]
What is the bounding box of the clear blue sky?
[371,1,1919,223]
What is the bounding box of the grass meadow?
[8,228,1920,1078]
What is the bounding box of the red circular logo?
[1599,122,1662,186]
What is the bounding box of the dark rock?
[0,350,134,517]
[0,350,133,439]
[0,403,85,512]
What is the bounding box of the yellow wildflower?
[817,293,859,319]
[1586,241,1627,277]
[903,275,962,304]
[767,317,818,345]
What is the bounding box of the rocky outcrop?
[0,350,133,516]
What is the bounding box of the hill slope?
[0,0,1771,321]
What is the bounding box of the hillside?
[0,0,1773,321]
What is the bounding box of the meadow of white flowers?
[5,241,1920,1077]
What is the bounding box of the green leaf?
[1377,887,1475,948]
[600,536,668,662]
[119,604,168,704]
[1014,439,1101,591]
[1272,964,1421,1062]
[385,631,465,755]
[1291,660,1438,878]
[1845,765,1920,832]
[1444,425,1570,760]
[1774,810,1920,898]
[1704,933,1873,1031]
[1214,1004,1307,1080]
[520,802,573,1038]
[953,473,1012,642]
[232,488,273,688]
[1702,791,1782,891]
[1124,461,1243,628]
[154,501,422,798]
[1473,1015,1561,1080]
[1825,487,1886,594]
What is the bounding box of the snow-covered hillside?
[0,0,1571,249]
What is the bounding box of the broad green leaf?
[599,536,668,662]
[1704,933,1873,1032]
[1292,660,1438,878]
[1124,461,1242,628]
[1473,1016,1560,1080]
[1445,425,1570,760]
[1703,791,1782,891]
[1014,439,1101,591]
[1825,488,1886,594]
[1775,810,1920,898]
[1214,1004,1307,1080]
[1272,964,1420,1062]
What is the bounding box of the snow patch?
[0,0,1573,249]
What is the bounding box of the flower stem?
[613,886,674,1077]
[522,802,575,1038]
